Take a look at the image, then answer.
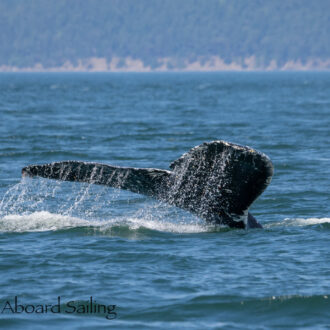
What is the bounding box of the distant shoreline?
[2,70,330,74]
[1,56,330,73]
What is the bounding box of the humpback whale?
[22,140,273,229]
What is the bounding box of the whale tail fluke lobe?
[22,141,273,229]
[166,141,273,228]
[22,161,170,198]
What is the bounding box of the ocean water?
[0,72,329,329]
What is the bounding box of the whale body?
[22,140,274,229]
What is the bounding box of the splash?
[0,177,212,234]
[0,176,122,218]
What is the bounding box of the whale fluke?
[22,141,273,229]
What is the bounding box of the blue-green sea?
[0,72,329,329]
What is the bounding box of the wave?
[117,294,330,328]
[0,211,213,234]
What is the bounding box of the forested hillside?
[0,0,329,70]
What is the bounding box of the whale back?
[166,141,273,226]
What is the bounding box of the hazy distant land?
[1,0,329,72]
[1,56,330,72]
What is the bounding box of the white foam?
[0,211,210,234]
[0,212,91,232]
[119,216,209,233]
[265,217,330,228]
[284,217,330,226]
